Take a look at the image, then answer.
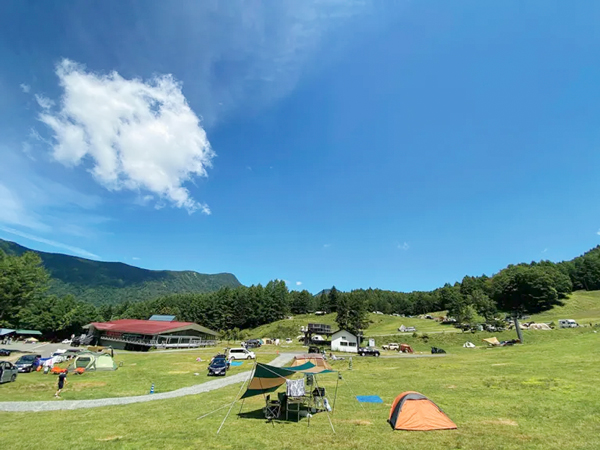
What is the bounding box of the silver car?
[0,361,18,384]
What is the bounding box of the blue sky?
[1,1,600,293]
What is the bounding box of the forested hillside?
[0,239,241,305]
[3,239,600,339]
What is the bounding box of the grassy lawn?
[1,328,599,449]
[531,290,600,324]
[0,347,275,401]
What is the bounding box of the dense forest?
[0,238,241,305]
[3,245,600,338]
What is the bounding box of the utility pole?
[513,312,524,343]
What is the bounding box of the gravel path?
[0,352,296,413]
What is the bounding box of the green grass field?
[531,290,600,324]
[0,347,277,401]
[1,327,599,450]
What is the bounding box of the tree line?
[3,246,600,338]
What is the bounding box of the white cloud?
[20,84,30,93]
[597,229,600,236]
[132,257,141,261]
[397,242,409,251]
[35,94,54,109]
[0,226,99,259]
[38,59,214,214]
[542,248,548,253]
[296,281,302,286]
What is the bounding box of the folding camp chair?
[264,395,281,420]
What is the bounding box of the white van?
[558,319,578,328]
[228,348,256,360]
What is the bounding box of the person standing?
[55,371,67,398]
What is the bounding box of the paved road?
[0,352,296,413]
[0,342,70,358]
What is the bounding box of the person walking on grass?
[55,371,67,398]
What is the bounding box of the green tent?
[72,352,117,371]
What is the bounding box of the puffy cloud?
[20,83,30,93]
[39,59,214,214]
[296,281,302,286]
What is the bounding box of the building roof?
[332,329,358,337]
[149,315,176,322]
[0,328,15,336]
[88,319,218,337]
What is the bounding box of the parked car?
[308,345,325,355]
[358,347,380,357]
[14,354,42,373]
[381,343,400,351]
[558,319,578,328]
[208,355,230,376]
[0,361,18,383]
[0,349,12,356]
[228,347,256,360]
[245,339,262,348]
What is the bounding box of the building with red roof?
[85,316,218,351]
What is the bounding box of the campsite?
[1,318,599,449]
[3,3,600,448]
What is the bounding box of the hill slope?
[530,290,600,323]
[248,312,451,339]
[0,238,242,306]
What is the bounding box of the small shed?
[331,329,358,353]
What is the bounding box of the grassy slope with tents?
[0,348,276,401]
[249,312,451,340]
[1,327,599,449]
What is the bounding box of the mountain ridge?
[0,238,242,306]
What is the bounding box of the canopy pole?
[217,371,251,435]
[239,361,256,417]
[197,403,230,421]
[332,372,340,416]
[314,375,336,434]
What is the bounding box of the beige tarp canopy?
[290,354,333,373]
[482,337,501,346]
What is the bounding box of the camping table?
[286,396,309,422]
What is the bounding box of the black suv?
[245,339,262,348]
[308,346,325,355]
[358,347,380,357]
[208,354,230,376]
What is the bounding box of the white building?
[331,329,359,353]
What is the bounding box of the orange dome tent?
[388,391,457,431]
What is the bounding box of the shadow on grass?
[237,408,309,425]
